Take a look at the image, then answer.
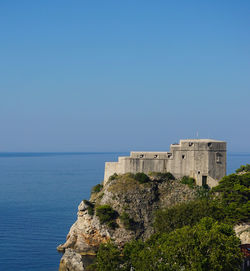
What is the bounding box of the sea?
[0,152,249,271]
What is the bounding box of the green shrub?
[91,184,103,194]
[134,173,150,184]
[83,200,95,216]
[92,242,122,271]
[235,163,250,173]
[130,218,242,271]
[109,173,118,181]
[95,219,242,271]
[180,176,196,188]
[120,212,136,231]
[196,185,210,198]
[107,221,119,230]
[148,172,175,181]
[154,199,226,234]
[96,205,118,225]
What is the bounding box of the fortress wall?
[103,139,227,187]
[123,158,166,174]
[104,162,121,183]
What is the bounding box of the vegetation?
[134,172,150,184]
[119,212,136,231]
[154,199,226,234]
[83,200,95,216]
[91,184,103,194]
[211,172,250,223]
[94,218,242,271]
[96,205,118,228]
[235,163,250,173]
[148,172,175,182]
[92,170,249,270]
[180,175,196,188]
[109,173,118,181]
[87,242,122,271]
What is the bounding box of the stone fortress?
[104,139,227,187]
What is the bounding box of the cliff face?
[57,173,198,255]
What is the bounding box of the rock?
[234,222,250,244]
[58,174,198,254]
[57,201,111,254]
[59,249,84,271]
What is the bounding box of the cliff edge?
[57,173,198,267]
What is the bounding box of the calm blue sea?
[0,152,249,271]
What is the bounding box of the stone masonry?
[104,139,227,187]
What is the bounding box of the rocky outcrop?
[57,174,198,254]
[59,249,84,271]
[234,222,250,244]
[57,200,111,254]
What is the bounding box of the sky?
[0,0,249,152]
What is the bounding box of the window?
[216,152,222,163]
[182,154,186,159]
[167,153,172,158]
[208,142,212,147]
[154,154,158,158]
[139,154,144,158]
[189,142,193,147]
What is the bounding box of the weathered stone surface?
[58,175,198,255]
[59,249,84,271]
[234,222,250,244]
[57,201,110,254]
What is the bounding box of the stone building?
[104,139,227,187]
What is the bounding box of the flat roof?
[180,139,226,143]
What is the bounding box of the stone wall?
[104,139,226,187]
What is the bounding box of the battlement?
[104,139,227,187]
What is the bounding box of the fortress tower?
[104,139,226,187]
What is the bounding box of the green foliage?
[109,173,118,181]
[83,200,95,216]
[93,170,248,271]
[212,173,250,222]
[134,172,150,184]
[236,163,250,173]
[95,218,242,271]
[180,175,196,188]
[93,242,122,271]
[91,184,103,194]
[135,218,242,271]
[154,199,227,234]
[196,185,210,198]
[96,205,118,227]
[107,221,119,230]
[148,172,175,182]
[120,212,136,231]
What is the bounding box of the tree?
[212,173,250,222]
[130,218,243,271]
[92,242,122,271]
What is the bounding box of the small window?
[182,154,186,159]
[216,152,222,163]
[139,154,144,158]
[208,142,212,147]
[189,142,193,147]
[198,171,200,174]
[154,154,158,158]
[167,153,172,158]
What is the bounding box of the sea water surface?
[0,152,249,271]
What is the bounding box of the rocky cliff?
[57,173,198,270]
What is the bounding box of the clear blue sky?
[0,0,249,152]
